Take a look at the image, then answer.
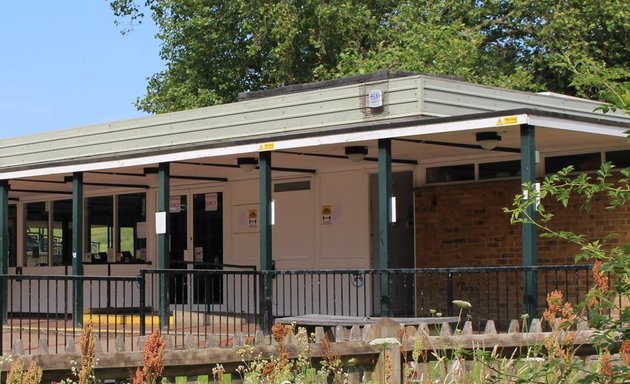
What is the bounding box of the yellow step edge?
[83,313,174,326]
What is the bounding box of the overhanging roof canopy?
[1,73,629,180]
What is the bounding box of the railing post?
[139,271,146,337]
[446,271,454,317]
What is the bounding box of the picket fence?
[0,317,599,383]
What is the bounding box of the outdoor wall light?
[476,132,502,150]
[344,146,368,162]
[237,157,258,172]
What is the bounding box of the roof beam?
[393,138,520,153]
[276,150,418,165]
[176,161,317,174]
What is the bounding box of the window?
[51,200,72,266]
[87,196,113,260]
[605,150,630,168]
[479,160,521,180]
[545,153,601,174]
[8,204,17,267]
[25,202,49,266]
[117,193,146,261]
[427,164,474,184]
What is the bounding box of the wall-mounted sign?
[155,211,166,234]
[321,205,332,224]
[248,209,258,228]
[368,89,383,108]
[259,142,275,151]
[205,192,218,211]
[169,196,181,213]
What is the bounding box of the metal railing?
[1,264,594,354]
[0,273,144,354]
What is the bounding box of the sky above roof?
[0,1,164,139]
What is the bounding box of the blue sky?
[0,1,164,139]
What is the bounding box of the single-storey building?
[1,71,629,346]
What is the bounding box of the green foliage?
[504,162,630,382]
[109,0,629,114]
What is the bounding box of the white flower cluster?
[369,337,401,346]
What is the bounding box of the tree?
[109,0,630,114]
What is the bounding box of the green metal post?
[259,151,273,333]
[72,172,84,328]
[157,162,170,330]
[378,139,392,316]
[520,124,538,320]
[0,180,8,324]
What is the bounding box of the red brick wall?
[415,179,630,268]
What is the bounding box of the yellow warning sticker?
[497,115,518,126]
[258,142,275,151]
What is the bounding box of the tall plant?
[505,162,630,381]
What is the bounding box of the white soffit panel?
[527,115,628,138]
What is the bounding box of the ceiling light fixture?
[344,146,368,162]
[237,157,258,172]
[476,132,501,150]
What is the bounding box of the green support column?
[72,172,84,328]
[378,139,392,316]
[259,151,273,333]
[0,180,8,324]
[157,163,170,330]
[520,124,538,320]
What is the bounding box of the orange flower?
[272,322,289,344]
[593,260,609,294]
[621,340,630,367]
[599,351,613,379]
[142,329,166,384]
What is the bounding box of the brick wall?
[415,179,630,268]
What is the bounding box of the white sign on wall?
[155,211,166,234]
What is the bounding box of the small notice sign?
[321,205,332,224]
[259,142,275,151]
[205,193,218,211]
[169,196,181,213]
[248,209,258,228]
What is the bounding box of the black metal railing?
[1,264,595,354]
[140,266,259,349]
[263,265,592,331]
[0,273,144,355]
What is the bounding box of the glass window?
[605,150,630,168]
[479,160,521,180]
[545,153,601,174]
[87,196,113,261]
[117,193,146,262]
[8,204,17,267]
[52,200,72,266]
[25,202,49,266]
[427,164,475,183]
